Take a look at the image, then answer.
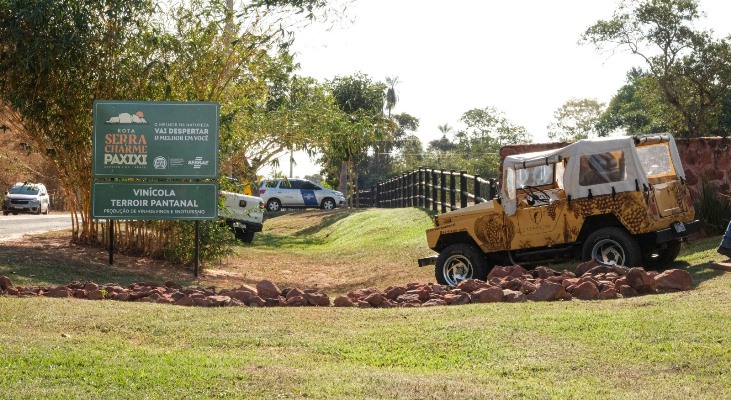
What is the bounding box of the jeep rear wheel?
[435,244,489,286]
[582,227,641,267]
[642,240,682,270]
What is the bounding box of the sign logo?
[153,156,167,169]
[106,111,147,124]
[188,157,209,169]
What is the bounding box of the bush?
[695,179,731,235]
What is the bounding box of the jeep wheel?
[582,227,641,267]
[321,197,336,210]
[642,241,682,270]
[435,244,489,286]
[266,198,282,212]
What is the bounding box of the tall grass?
[695,179,731,235]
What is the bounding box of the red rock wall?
[501,137,731,198]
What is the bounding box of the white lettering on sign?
[132,188,177,197]
[104,153,147,165]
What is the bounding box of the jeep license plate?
[673,222,686,233]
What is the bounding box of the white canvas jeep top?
[501,134,686,216]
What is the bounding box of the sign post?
[91,100,219,276]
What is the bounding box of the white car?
[218,191,264,243]
[259,178,346,211]
[3,182,50,215]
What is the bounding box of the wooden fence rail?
[352,168,497,213]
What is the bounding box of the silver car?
[3,182,50,215]
[259,178,346,211]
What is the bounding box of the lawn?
[1,208,730,399]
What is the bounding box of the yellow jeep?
[419,133,700,286]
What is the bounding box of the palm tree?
[385,76,400,118]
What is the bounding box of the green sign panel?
[92,182,218,220]
[92,100,219,178]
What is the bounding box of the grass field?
[1,208,730,399]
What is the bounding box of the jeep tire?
[642,240,682,270]
[582,227,641,267]
[435,243,489,286]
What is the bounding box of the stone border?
[0,261,693,308]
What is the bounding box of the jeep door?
[510,164,565,249]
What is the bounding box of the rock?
[533,266,560,279]
[333,295,354,307]
[364,292,385,307]
[112,292,130,301]
[422,298,447,307]
[470,286,504,303]
[304,291,330,307]
[175,295,194,306]
[654,269,693,291]
[46,286,70,298]
[83,282,99,292]
[456,279,488,293]
[0,275,12,291]
[626,268,656,293]
[87,289,104,300]
[6,287,19,296]
[527,281,564,302]
[395,293,421,304]
[247,296,266,307]
[619,285,639,298]
[256,280,281,298]
[164,280,183,290]
[285,287,305,300]
[444,292,470,305]
[575,259,601,276]
[193,297,213,307]
[571,281,600,300]
[503,289,527,302]
[520,281,537,294]
[208,295,232,307]
[385,286,407,300]
[286,295,308,307]
[598,287,618,300]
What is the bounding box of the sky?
[266,0,731,178]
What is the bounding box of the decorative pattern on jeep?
[475,214,515,252]
[570,192,651,233]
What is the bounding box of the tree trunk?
[339,161,348,205]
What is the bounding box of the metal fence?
[352,168,498,213]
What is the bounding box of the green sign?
[92,100,219,178]
[92,182,218,220]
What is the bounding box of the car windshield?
[9,185,39,195]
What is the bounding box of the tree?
[582,0,731,138]
[547,98,605,142]
[596,68,672,136]
[321,73,388,196]
[385,76,400,118]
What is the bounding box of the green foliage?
[422,107,531,178]
[547,98,605,142]
[694,180,731,235]
[161,220,235,266]
[583,0,731,138]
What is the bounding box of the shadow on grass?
[0,240,198,288]
[255,209,362,248]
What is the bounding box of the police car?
[258,178,346,211]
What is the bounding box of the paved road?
[0,213,72,242]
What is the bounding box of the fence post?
[432,170,438,212]
[440,170,447,213]
[489,178,497,200]
[474,175,481,204]
[418,168,424,208]
[459,171,467,208]
[449,170,456,210]
[423,169,429,209]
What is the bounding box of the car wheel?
[321,197,336,210]
[582,227,641,267]
[266,198,282,212]
[36,206,41,215]
[642,240,682,270]
[241,231,255,243]
[43,206,49,215]
[2,211,8,216]
[435,243,489,286]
